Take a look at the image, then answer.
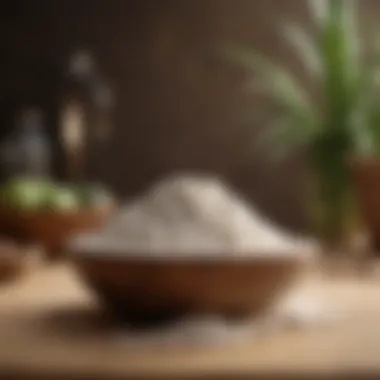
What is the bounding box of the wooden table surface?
[0,262,380,379]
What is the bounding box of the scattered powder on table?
[73,174,317,256]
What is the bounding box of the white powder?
[72,174,317,257]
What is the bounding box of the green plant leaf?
[308,0,329,27]
[320,0,360,135]
[283,23,322,80]
[340,0,361,80]
[220,44,320,158]
[221,45,316,117]
[350,31,380,155]
[259,115,315,161]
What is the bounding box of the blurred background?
[2,0,353,234]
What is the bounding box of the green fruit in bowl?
[1,177,53,211]
[75,184,114,209]
[45,188,81,213]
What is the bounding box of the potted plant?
[221,0,380,250]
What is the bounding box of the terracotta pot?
[72,253,303,326]
[350,157,380,251]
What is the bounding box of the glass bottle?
[0,108,51,179]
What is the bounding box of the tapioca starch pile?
[74,175,315,256]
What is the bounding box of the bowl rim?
[70,255,307,266]
[68,246,311,264]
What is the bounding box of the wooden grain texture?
[0,263,380,378]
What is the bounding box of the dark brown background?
[1,0,379,233]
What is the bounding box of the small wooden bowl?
[0,206,113,260]
[26,207,114,259]
[72,251,303,326]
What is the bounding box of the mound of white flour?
[73,175,316,256]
